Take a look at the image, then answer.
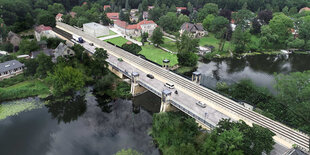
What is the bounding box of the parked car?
[164,83,174,89]
[196,101,206,108]
[146,74,154,79]
[117,58,123,62]
[89,43,94,46]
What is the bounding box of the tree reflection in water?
[46,95,87,124]
[95,94,113,113]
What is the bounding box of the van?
[164,83,174,89]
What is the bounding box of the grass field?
[161,38,178,53]
[0,80,50,102]
[105,37,128,46]
[139,45,178,66]
[97,30,117,38]
[199,33,232,51]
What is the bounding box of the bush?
[0,74,29,87]
[121,43,142,55]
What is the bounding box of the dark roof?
[31,49,54,58]
[0,60,24,73]
[181,22,204,33]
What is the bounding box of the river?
[0,90,161,155]
[197,53,310,92]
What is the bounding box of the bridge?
[55,22,309,153]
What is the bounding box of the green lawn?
[199,33,232,51]
[105,37,129,46]
[97,30,117,38]
[139,45,178,66]
[0,80,50,102]
[161,38,178,53]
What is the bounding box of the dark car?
[147,74,154,79]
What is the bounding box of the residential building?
[7,31,21,51]
[148,6,154,10]
[35,25,56,41]
[114,20,157,37]
[107,13,119,21]
[55,13,63,22]
[143,11,149,20]
[176,7,187,13]
[54,42,75,60]
[0,60,24,80]
[179,22,206,38]
[83,22,109,37]
[104,5,111,11]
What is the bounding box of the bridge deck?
[55,22,310,152]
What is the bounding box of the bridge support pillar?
[108,64,124,79]
[160,90,177,112]
[192,71,202,84]
[130,72,147,96]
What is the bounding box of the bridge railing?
[137,81,161,97]
[169,99,216,129]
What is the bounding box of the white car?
[164,83,174,89]
[196,101,206,108]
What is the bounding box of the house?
[0,60,24,80]
[176,7,187,13]
[148,6,154,10]
[35,25,56,41]
[143,11,149,20]
[83,22,109,37]
[179,22,206,38]
[31,49,54,59]
[107,13,119,21]
[55,13,63,22]
[7,31,21,51]
[114,20,157,37]
[70,12,77,18]
[54,42,75,60]
[299,7,310,13]
[104,5,111,11]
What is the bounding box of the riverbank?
[0,79,50,102]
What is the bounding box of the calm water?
[0,90,161,155]
[198,54,310,92]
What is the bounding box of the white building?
[83,22,109,38]
[0,60,24,80]
[114,20,157,37]
[35,25,56,41]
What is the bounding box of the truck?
[72,34,84,43]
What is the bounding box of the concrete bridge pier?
[130,72,148,96]
[160,90,177,112]
[192,71,202,84]
[108,64,124,79]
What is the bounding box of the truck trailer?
[72,34,84,43]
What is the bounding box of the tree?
[282,6,289,15]
[141,32,149,45]
[19,39,39,54]
[177,14,190,27]
[251,18,262,34]
[0,18,8,39]
[91,48,108,78]
[287,38,305,49]
[48,3,65,15]
[46,37,65,49]
[299,16,310,42]
[71,44,86,62]
[259,25,279,49]
[197,3,219,22]
[149,7,163,22]
[232,5,254,30]
[219,9,232,21]
[36,10,56,27]
[119,10,130,23]
[101,13,113,26]
[269,14,293,46]
[231,27,251,53]
[275,71,310,132]
[289,7,297,15]
[211,16,230,51]
[202,14,215,31]
[187,2,193,14]
[36,53,54,78]
[48,65,85,97]
[158,12,179,32]
[125,0,130,10]
[34,0,49,10]
[121,43,142,55]
[150,27,164,46]
[258,10,273,25]
[115,149,142,155]
[23,59,38,76]
[176,33,199,67]
[142,0,148,11]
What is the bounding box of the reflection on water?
[198,54,310,92]
[0,90,159,155]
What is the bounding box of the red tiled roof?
[176,7,187,10]
[56,13,63,19]
[136,20,156,29]
[104,5,111,10]
[70,12,77,18]
[299,7,310,13]
[148,6,154,10]
[82,2,87,5]
[35,25,52,33]
[107,13,119,20]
